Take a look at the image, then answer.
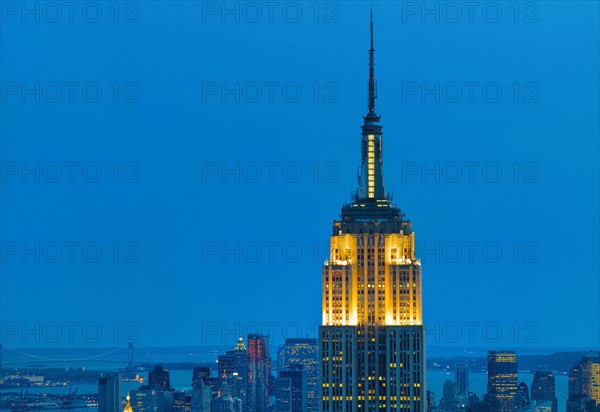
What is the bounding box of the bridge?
[0,343,148,368]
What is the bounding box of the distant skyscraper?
[149,365,171,391]
[232,337,249,412]
[192,367,211,390]
[212,397,234,412]
[99,373,121,412]
[531,371,557,412]
[130,387,158,412]
[219,351,236,377]
[217,338,249,411]
[516,382,530,408]
[427,391,437,412]
[172,391,191,412]
[156,389,175,412]
[487,351,518,412]
[213,379,235,412]
[277,345,286,372]
[467,393,480,406]
[279,338,318,412]
[248,334,269,412]
[440,380,457,411]
[580,353,600,406]
[190,379,212,412]
[593,367,600,408]
[567,351,600,412]
[319,13,425,412]
[275,365,307,412]
[567,362,584,412]
[455,362,469,408]
[569,362,584,399]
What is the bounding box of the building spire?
[342,10,402,221]
[368,9,377,115]
[351,9,390,208]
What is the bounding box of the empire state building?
[319,15,426,412]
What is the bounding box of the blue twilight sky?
[0,1,598,351]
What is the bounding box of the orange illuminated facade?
[322,228,422,327]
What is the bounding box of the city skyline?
[1,334,599,412]
[2,2,599,412]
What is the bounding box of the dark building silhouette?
[570,362,585,399]
[466,396,489,412]
[531,371,557,412]
[172,391,191,412]
[98,373,121,412]
[456,362,469,408]
[516,382,530,408]
[427,390,437,412]
[467,393,480,407]
[248,334,269,412]
[192,367,211,390]
[440,380,457,411]
[156,390,174,412]
[149,365,171,391]
[129,387,158,412]
[279,338,318,412]
[487,351,518,412]
[192,366,221,401]
[276,365,307,412]
[219,352,236,378]
[212,378,239,412]
[190,378,212,412]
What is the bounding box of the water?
[5,370,197,398]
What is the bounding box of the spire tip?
[367,10,376,115]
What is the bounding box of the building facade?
[531,371,557,412]
[233,337,249,411]
[98,373,121,412]
[192,367,211,390]
[279,338,318,412]
[319,14,426,412]
[455,363,469,408]
[276,365,307,412]
[149,365,171,392]
[190,380,212,412]
[567,352,600,412]
[130,387,158,412]
[487,351,518,412]
[248,334,270,412]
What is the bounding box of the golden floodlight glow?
[322,231,422,327]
